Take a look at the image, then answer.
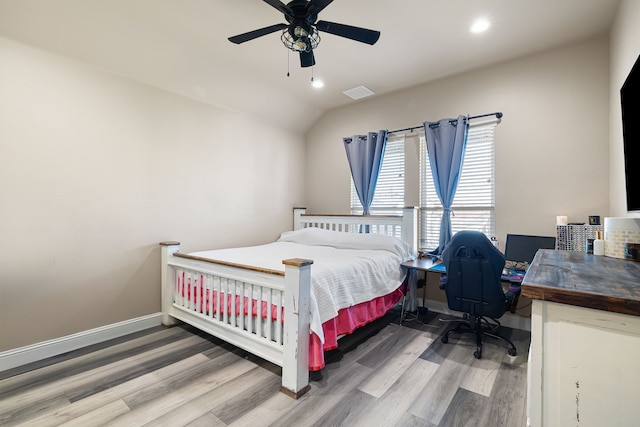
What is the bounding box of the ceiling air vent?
[343,86,375,100]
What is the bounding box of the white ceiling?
[0,0,620,133]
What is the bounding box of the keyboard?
[501,268,526,283]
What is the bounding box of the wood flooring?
[0,309,530,426]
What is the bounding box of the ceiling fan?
[228,0,381,68]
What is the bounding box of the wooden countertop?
[522,249,640,316]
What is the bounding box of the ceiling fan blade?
[262,0,294,17]
[315,20,380,45]
[228,23,288,44]
[300,50,315,68]
[306,0,334,16]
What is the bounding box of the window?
[350,135,405,215]
[419,122,496,251]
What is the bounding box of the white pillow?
[278,227,414,260]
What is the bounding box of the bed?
[159,207,417,398]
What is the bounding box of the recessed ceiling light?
[312,79,324,88]
[470,19,491,33]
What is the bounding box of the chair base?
[440,314,517,359]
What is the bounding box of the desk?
[402,257,524,313]
[523,249,640,427]
[402,258,526,282]
[402,257,437,272]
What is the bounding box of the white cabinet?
[527,300,640,427]
[523,250,640,427]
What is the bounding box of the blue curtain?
[343,130,388,215]
[423,115,469,254]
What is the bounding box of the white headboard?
[293,207,418,255]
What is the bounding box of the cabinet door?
[529,301,640,427]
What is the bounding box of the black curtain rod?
[388,112,503,134]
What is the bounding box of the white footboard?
[160,242,312,398]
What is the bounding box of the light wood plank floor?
[0,309,530,426]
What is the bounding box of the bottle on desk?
[491,236,499,250]
[594,230,605,256]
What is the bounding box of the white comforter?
[190,227,415,342]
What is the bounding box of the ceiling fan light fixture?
[294,39,307,51]
[281,26,320,53]
[294,26,308,38]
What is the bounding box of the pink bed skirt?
[309,288,403,371]
[176,272,402,371]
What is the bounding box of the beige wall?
[609,0,640,217]
[0,36,306,351]
[305,37,611,248]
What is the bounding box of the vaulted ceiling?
[0,0,620,133]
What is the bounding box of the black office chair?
[440,230,518,359]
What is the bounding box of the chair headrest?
[443,231,505,266]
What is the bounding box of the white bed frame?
[160,207,417,398]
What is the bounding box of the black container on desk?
[586,238,595,254]
[625,243,640,261]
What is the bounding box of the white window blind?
[419,122,496,251]
[350,135,405,215]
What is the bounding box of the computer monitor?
[504,234,556,265]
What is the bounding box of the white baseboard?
[424,299,531,332]
[0,313,162,373]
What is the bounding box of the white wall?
[0,36,306,351]
[609,0,640,217]
[305,37,611,248]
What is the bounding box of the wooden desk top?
[402,257,438,271]
[522,249,640,317]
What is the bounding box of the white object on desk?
[593,230,605,256]
[556,215,568,226]
[604,217,640,258]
